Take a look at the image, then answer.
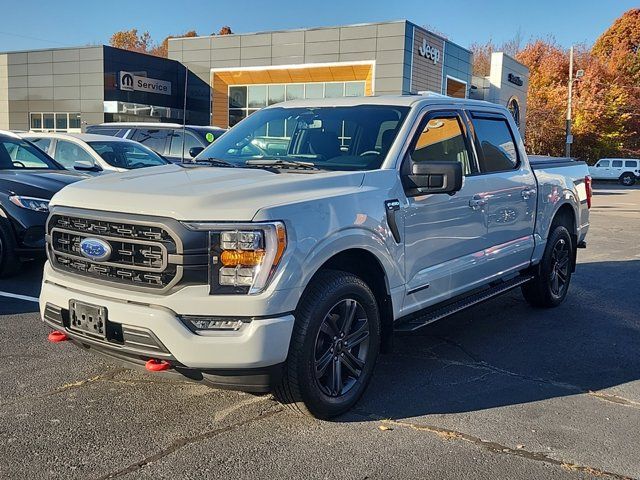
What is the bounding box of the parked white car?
[589,158,640,186]
[22,133,170,173]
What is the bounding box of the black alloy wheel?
[620,173,636,186]
[549,237,571,298]
[314,298,370,397]
[522,224,574,308]
[275,270,381,418]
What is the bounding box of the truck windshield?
[197,105,410,171]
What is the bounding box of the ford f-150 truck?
[40,95,591,418]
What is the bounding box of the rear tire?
[0,218,21,278]
[522,225,573,308]
[619,172,636,186]
[274,270,381,419]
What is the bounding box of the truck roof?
[270,93,504,111]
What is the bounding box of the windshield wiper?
[189,157,237,168]
[244,159,318,170]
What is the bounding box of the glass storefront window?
[325,82,344,98]
[305,84,323,99]
[55,113,68,131]
[229,86,247,109]
[345,82,365,97]
[229,109,247,127]
[285,84,304,101]
[247,86,267,108]
[30,113,42,130]
[30,112,81,132]
[268,85,285,105]
[43,114,54,129]
[69,113,81,129]
[227,81,368,128]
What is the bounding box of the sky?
[0,0,636,53]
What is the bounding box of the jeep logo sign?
[119,71,172,96]
[418,38,440,65]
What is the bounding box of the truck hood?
[50,164,365,221]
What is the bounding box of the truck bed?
[528,155,586,169]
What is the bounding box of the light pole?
[565,46,584,158]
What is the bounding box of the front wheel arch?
[300,248,394,354]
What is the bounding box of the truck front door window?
[410,116,473,175]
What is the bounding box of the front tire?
[619,172,636,186]
[522,225,573,308]
[0,218,21,278]
[275,270,381,419]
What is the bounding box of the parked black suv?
[86,123,226,163]
[0,132,84,276]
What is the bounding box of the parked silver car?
[22,133,169,173]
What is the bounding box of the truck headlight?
[9,195,50,212]
[183,221,286,295]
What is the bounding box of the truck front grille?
[48,213,180,290]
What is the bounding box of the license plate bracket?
[69,300,108,340]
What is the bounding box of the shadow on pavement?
[0,260,45,315]
[0,298,39,315]
[341,259,640,421]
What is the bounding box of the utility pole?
[565,45,574,158]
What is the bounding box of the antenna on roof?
[181,65,188,163]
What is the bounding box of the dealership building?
[0,20,528,134]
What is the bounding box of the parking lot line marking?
[0,291,39,303]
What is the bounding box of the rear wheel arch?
[549,203,577,271]
[301,248,394,353]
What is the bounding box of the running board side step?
[394,275,534,332]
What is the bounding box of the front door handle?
[521,187,537,200]
[469,196,488,210]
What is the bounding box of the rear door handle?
[469,196,487,210]
[521,187,537,200]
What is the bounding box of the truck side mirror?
[189,146,204,158]
[403,161,463,196]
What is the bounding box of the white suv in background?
[589,158,639,186]
[22,133,169,173]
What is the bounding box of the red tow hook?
[145,359,171,372]
[48,330,69,343]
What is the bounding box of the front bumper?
[40,273,296,385]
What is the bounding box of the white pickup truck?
[41,95,591,418]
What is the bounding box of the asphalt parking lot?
[1,183,639,480]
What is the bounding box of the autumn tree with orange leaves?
[471,9,640,162]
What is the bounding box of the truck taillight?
[585,175,592,209]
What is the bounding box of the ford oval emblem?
[79,238,112,262]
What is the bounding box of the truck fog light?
[181,316,246,331]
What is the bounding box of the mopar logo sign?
[119,71,172,96]
[119,71,134,91]
[418,38,440,65]
[79,238,112,262]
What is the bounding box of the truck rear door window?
[471,116,518,173]
[612,160,623,168]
